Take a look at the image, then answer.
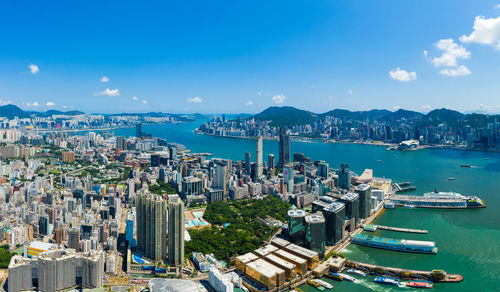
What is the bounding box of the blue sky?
[1,0,500,114]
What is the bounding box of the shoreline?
[194,130,500,154]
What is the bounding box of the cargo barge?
[351,234,438,254]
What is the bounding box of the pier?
[345,260,463,283]
[363,224,428,234]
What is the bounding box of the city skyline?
[1,1,500,114]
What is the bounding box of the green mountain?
[0,104,84,119]
[252,106,317,127]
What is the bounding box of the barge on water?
[388,191,486,208]
[351,234,438,254]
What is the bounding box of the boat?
[325,272,343,281]
[351,234,438,254]
[339,273,357,282]
[315,279,334,289]
[448,177,455,180]
[485,157,490,160]
[374,276,400,286]
[384,202,395,209]
[388,190,486,209]
[346,269,367,277]
[404,204,415,208]
[307,279,325,290]
[378,160,382,163]
[406,281,433,289]
[460,164,471,168]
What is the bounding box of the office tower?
[68,228,80,250]
[355,184,372,219]
[256,136,263,178]
[168,195,185,266]
[245,152,251,174]
[268,154,275,170]
[151,154,160,167]
[169,147,177,160]
[287,209,306,246]
[278,128,290,168]
[338,163,351,190]
[136,123,142,138]
[214,163,227,195]
[322,201,345,246]
[283,164,294,193]
[305,212,326,256]
[180,176,203,200]
[116,136,125,150]
[126,219,136,248]
[339,192,360,225]
[38,215,49,236]
[318,161,329,179]
[136,192,168,261]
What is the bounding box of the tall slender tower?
[278,128,290,168]
[256,136,263,178]
[168,195,185,266]
[136,192,167,261]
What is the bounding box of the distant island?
[197,106,500,151]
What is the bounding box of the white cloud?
[496,3,500,9]
[245,101,254,106]
[257,91,262,96]
[439,65,471,77]
[347,89,354,95]
[187,96,203,103]
[389,68,417,82]
[328,96,335,100]
[100,76,109,82]
[460,16,500,50]
[0,100,12,106]
[420,104,433,111]
[132,96,139,101]
[29,64,39,74]
[94,88,120,96]
[431,39,471,67]
[272,94,286,104]
[142,100,147,104]
[26,101,40,107]
[393,105,401,110]
[45,101,56,107]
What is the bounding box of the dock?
[393,181,416,193]
[363,224,428,234]
[345,260,463,283]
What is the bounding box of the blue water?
[114,122,500,291]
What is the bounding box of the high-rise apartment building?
[168,195,185,266]
[278,128,290,168]
[136,192,168,261]
[338,163,351,190]
[256,136,263,178]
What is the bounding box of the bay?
[114,122,500,291]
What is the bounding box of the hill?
[0,104,85,119]
[252,106,317,127]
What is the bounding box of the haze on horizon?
[1,0,500,114]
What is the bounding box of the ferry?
[406,281,433,289]
[460,164,471,168]
[447,177,455,180]
[315,279,334,289]
[384,202,395,209]
[325,272,343,281]
[307,279,324,290]
[351,234,438,254]
[339,273,357,282]
[374,276,400,286]
[346,269,367,277]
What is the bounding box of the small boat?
[325,272,343,281]
[374,276,399,286]
[384,202,395,209]
[448,177,455,180]
[346,269,367,277]
[485,158,490,160]
[404,204,415,208]
[460,164,471,168]
[378,160,382,163]
[339,273,357,282]
[307,279,324,290]
[406,281,433,289]
[315,279,334,289]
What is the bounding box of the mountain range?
[250,106,499,128]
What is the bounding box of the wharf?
[365,224,428,234]
[345,260,463,283]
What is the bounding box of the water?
[114,122,500,291]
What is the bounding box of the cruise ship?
[351,234,438,254]
[388,191,486,208]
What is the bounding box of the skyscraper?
[168,195,185,266]
[338,163,351,190]
[287,208,306,246]
[256,136,263,178]
[136,123,142,138]
[278,128,290,169]
[245,152,251,174]
[268,154,275,170]
[318,161,329,179]
[322,201,345,246]
[68,228,80,250]
[355,184,372,219]
[214,162,227,195]
[305,212,326,256]
[136,192,168,261]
